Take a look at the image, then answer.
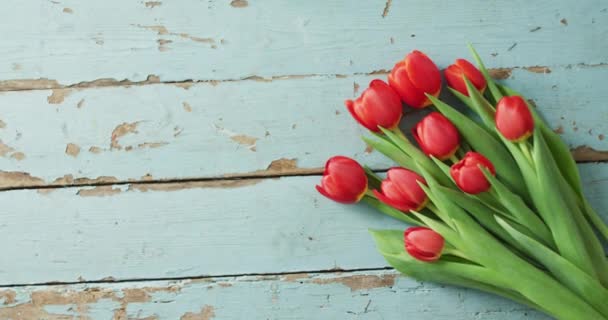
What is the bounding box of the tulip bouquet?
[316,47,608,319]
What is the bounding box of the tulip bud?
[316,156,368,204]
[388,50,442,109]
[444,59,487,96]
[345,79,403,132]
[450,152,496,194]
[412,112,460,160]
[495,96,535,141]
[404,227,444,262]
[373,168,428,212]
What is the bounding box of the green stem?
[518,141,533,164]
[449,154,460,164]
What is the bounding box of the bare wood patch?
[128,179,261,192]
[47,88,71,104]
[181,306,216,320]
[77,98,85,108]
[145,1,162,8]
[282,273,310,282]
[183,102,193,112]
[10,152,25,161]
[111,122,140,150]
[230,0,248,8]
[311,274,397,291]
[0,120,5,128]
[89,146,103,154]
[77,186,122,197]
[381,0,392,18]
[0,290,16,305]
[63,7,73,14]
[0,171,45,188]
[488,68,513,80]
[230,135,258,151]
[65,143,81,157]
[526,66,552,74]
[571,146,608,162]
[0,141,15,157]
[157,39,172,52]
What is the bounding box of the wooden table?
[0,0,605,319]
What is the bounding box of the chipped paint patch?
[312,274,397,291]
[282,273,309,282]
[381,0,392,18]
[89,146,103,154]
[571,146,608,162]
[0,171,45,188]
[128,179,260,192]
[230,0,248,8]
[230,135,258,151]
[183,102,193,112]
[526,66,551,74]
[47,88,71,104]
[137,142,169,149]
[10,152,25,161]
[137,25,169,35]
[77,186,122,197]
[63,7,73,14]
[0,120,6,128]
[65,143,81,157]
[0,290,16,305]
[353,82,360,96]
[554,125,564,134]
[175,82,194,90]
[51,174,120,186]
[111,122,140,150]
[145,1,162,8]
[181,306,215,320]
[488,68,512,80]
[157,39,172,51]
[0,140,15,157]
[266,158,298,172]
[77,98,85,108]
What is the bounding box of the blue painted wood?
[0,163,605,285]
[0,270,550,319]
[0,66,605,188]
[0,0,604,84]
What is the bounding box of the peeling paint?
[77,98,85,108]
[353,82,360,96]
[230,0,248,8]
[571,146,608,162]
[229,134,258,151]
[381,0,392,18]
[312,274,397,291]
[145,1,162,8]
[554,126,564,134]
[63,7,73,14]
[65,143,81,157]
[560,18,568,25]
[266,158,298,172]
[488,68,512,80]
[47,88,71,104]
[282,273,309,282]
[111,122,140,150]
[137,142,169,149]
[526,66,551,74]
[10,152,25,161]
[0,290,16,305]
[181,306,216,320]
[77,186,122,197]
[157,39,172,51]
[0,140,15,157]
[0,171,45,188]
[0,120,5,128]
[183,102,193,112]
[89,146,103,154]
[128,179,260,192]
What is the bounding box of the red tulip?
[373,168,428,211]
[412,112,460,160]
[444,59,487,96]
[316,156,368,204]
[345,79,403,132]
[388,50,442,109]
[450,152,496,194]
[404,227,444,262]
[495,96,535,141]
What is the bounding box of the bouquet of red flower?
[316,46,608,319]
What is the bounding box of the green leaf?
[361,135,415,170]
[378,127,452,187]
[531,129,598,278]
[467,43,504,102]
[496,217,608,318]
[427,95,528,199]
[362,195,421,226]
[463,76,496,130]
[481,168,554,249]
[363,165,382,190]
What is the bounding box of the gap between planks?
[2,147,607,194]
[0,266,394,289]
[0,63,606,93]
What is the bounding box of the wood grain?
[0,65,605,189]
[0,270,550,320]
[0,163,605,286]
[0,0,604,86]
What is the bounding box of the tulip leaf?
[362,165,383,191]
[531,129,598,278]
[480,168,554,249]
[378,127,452,187]
[463,77,496,130]
[427,95,528,199]
[496,216,608,318]
[362,195,421,226]
[467,43,504,101]
[361,135,416,170]
[430,156,452,181]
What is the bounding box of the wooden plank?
[0,0,605,85]
[0,270,550,320]
[0,163,605,285]
[0,65,605,188]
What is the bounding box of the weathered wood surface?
[0,66,605,189]
[0,0,604,86]
[0,163,604,287]
[0,0,606,319]
[0,270,551,320]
